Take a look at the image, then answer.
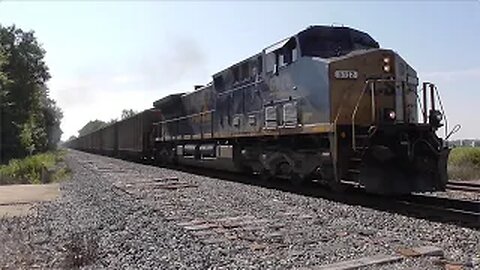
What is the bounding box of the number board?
[334,70,358,79]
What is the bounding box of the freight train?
[67,25,452,194]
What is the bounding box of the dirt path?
[0,184,59,217]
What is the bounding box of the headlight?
[382,56,392,73]
[383,64,391,72]
[388,110,396,120]
[384,108,396,121]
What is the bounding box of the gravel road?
[0,150,478,269]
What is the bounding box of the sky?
[0,1,479,140]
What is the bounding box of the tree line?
[0,24,63,163]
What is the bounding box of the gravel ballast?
[0,150,478,269]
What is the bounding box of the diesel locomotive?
[68,25,451,194]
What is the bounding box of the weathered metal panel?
[91,130,102,152]
[264,56,331,126]
[211,54,331,138]
[151,26,395,140]
[282,102,298,127]
[329,49,398,125]
[158,84,215,140]
[100,124,117,153]
[217,145,233,159]
[117,114,141,153]
[152,93,185,119]
[264,106,278,129]
[117,110,160,154]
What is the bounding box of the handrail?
[155,110,215,124]
[420,82,451,139]
[433,85,448,138]
[329,78,392,184]
[351,78,395,151]
[351,81,371,151]
[332,81,361,165]
[217,78,264,96]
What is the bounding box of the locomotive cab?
[324,34,450,194]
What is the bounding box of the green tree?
[121,109,137,119]
[43,97,63,150]
[0,24,62,163]
[0,49,12,162]
[107,118,118,124]
[0,50,7,83]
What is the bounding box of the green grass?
[0,150,71,185]
[448,147,480,181]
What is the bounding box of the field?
[448,147,480,181]
[0,150,70,185]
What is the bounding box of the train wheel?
[259,169,274,184]
[328,179,346,193]
[289,173,306,186]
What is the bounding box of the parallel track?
[397,194,480,228]
[446,181,480,193]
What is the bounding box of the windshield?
[298,26,379,58]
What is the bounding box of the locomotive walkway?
[0,149,478,269]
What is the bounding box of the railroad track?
[151,165,480,228]
[77,151,480,228]
[181,169,480,228]
[397,194,480,228]
[446,180,480,193]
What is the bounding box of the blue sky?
[0,1,479,140]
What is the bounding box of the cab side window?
[257,56,263,74]
[266,52,276,73]
[213,75,225,92]
[241,62,249,82]
[265,37,298,74]
[281,38,298,66]
[233,66,240,83]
